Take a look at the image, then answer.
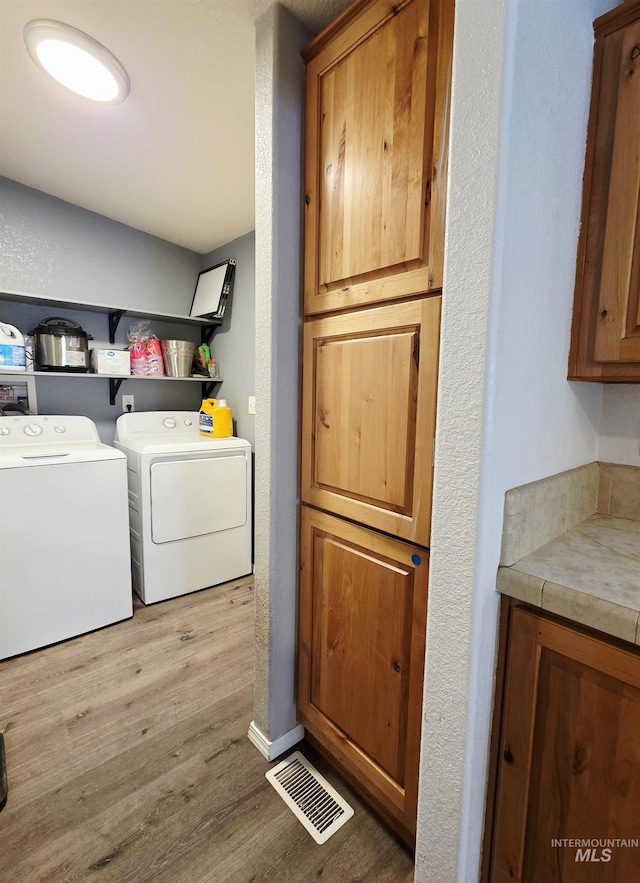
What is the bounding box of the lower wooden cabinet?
[488,603,640,882]
[297,505,429,842]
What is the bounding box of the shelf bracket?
[202,379,222,399]
[200,322,221,346]
[108,310,125,344]
[109,377,125,406]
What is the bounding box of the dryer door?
[150,453,247,544]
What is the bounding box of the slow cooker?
[30,317,92,372]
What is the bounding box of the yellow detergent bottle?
[199,398,233,438]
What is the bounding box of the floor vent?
[266,751,354,844]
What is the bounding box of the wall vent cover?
[265,751,354,844]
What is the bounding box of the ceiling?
[0,0,349,255]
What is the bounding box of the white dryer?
[114,411,252,604]
[0,415,133,660]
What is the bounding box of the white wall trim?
[247,721,305,762]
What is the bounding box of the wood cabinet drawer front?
[301,297,440,545]
[491,607,640,883]
[297,506,428,837]
[303,0,453,315]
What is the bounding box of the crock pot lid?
[30,317,90,338]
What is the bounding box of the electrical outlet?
[248,395,256,415]
[122,395,135,413]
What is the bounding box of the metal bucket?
[161,340,196,377]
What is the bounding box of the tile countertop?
[497,514,640,645]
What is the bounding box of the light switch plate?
[248,395,256,415]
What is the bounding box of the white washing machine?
[0,415,133,660]
[114,411,252,605]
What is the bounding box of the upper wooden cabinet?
[569,0,640,381]
[301,296,440,546]
[302,0,454,315]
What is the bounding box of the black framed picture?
[189,259,236,319]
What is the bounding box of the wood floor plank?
[0,577,414,882]
[1,581,254,710]
[63,630,253,758]
[8,755,211,882]
[0,685,252,856]
[1,584,253,805]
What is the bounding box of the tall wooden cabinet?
[488,604,640,882]
[297,0,453,845]
[569,0,640,381]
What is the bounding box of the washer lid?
[0,414,100,442]
[0,415,124,468]
[0,443,125,469]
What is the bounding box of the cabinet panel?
[309,524,412,783]
[298,506,428,839]
[303,0,453,314]
[569,1,640,380]
[301,297,440,545]
[593,18,640,365]
[490,606,640,883]
[314,329,417,512]
[318,1,426,284]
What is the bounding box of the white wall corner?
[248,721,305,762]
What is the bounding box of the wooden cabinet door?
[298,506,428,840]
[569,0,640,380]
[301,296,440,546]
[491,606,640,882]
[302,0,454,315]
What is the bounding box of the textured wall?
[0,177,201,312]
[598,386,640,467]
[416,0,607,879]
[0,177,203,441]
[202,231,256,446]
[253,5,309,740]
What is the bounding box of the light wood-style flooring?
[0,578,414,882]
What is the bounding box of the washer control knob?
[163,418,177,429]
[24,423,43,437]
[0,426,10,436]
[184,419,192,426]
[55,424,67,434]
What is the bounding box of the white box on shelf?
[91,349,131,376]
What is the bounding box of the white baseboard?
[247,720,305,761]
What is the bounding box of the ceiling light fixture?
[23,20,130,105]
